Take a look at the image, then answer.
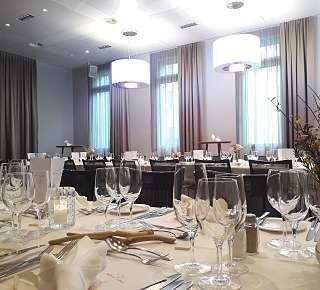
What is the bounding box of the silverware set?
[306,219,320,242]
[0,240,78,281]
[106,237,172,265]
[140,221,189,240]
[139,273,193,290]
[133,207,174,220]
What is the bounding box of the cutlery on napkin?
[13,237,107,290]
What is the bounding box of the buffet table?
[0,209,319,290]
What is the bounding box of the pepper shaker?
[245,213,259,254]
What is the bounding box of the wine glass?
[266,150,273,162]
[278,170,312,259]
[215,173,248,276]
[120,167,142,228]
[173,165,211,275]
[248,150,258,160]
[306,174,320,218]
[266,169,295,249]
[184,152,191,162]
[199,178,241,289]
[95,168,116,230]
[8,162,25,173]
[0,164,8,211]
[2,172,34,236]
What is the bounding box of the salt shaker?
[245,213,259,254]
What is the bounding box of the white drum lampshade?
[111,58,150,89]
[213,34,261,72]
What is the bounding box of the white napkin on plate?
[12,237,107,290]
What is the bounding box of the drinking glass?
[95,168,116,230]
[306,174,320,218]
[266,170,295,249]
[272,149,278,161]
[248,150,258,160]
[150,152,158,160]
[199,178,241,289]
[120,167,142,228]
[31,170,51,229]
[2,172,34,235]
[215,173,248,276]
[266,150,273,161]
[184,152,191,162]
[0,164,8,211]
[173,165,211,275]
[278,170,312,259]
[8,162,26,173]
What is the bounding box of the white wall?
[37,62,74,154]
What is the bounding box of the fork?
[0,246,54,280]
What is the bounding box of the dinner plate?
[109,204,150,215]
[259,217,307,233]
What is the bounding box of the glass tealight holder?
[49,187,76,230]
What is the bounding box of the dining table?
[0,205,319,290]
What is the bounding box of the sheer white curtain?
[89,65,110,152]
[151,49,180,154]
[236,27,283,153]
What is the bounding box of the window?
[237,28,283,152]
[89,66,110,152]
[151,50,180,153]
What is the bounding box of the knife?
[160,279,184,290]
[257,212,270,226]
[306,219,318,241]
[139,274,182,290]
[0,244,46,259]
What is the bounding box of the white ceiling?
[0,0,319,68]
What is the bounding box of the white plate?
[259,217,307,233]
[109,204,150,215]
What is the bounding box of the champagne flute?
[278,170,312,259]
[199,178,241,288]
[173,165,211,275]
[2,172,34,238]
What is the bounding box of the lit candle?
[53,200,68,224]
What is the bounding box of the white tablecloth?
[0,210,319,290]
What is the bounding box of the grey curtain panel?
[0,51,38,160]
[110,86,129,155]
[280,16,316,147]
[177,42,204,153]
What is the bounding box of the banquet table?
[0,207,319,290]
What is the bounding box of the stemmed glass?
[266,170,295,249]
[8,162,25,173]
[278,170,312,259]
[2,172,35,237]
[31,170,51,230]
[120,167,142,228]
[173,165,211,275]
[215,173,248,276]
[266,150,273,161]
[199,178,241,289]
[184,152,191,162]
[95,168,115,230]
[0,164,8,211]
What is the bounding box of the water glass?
[49,187,76,229]
[2,172,34,233]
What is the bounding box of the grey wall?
[37,62,74,154]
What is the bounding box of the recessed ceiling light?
[5,23,10,27]
[226,0,245,9]
[105,18,117,24]
[42,8,48,12]
[85,50,90,54]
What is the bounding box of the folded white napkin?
[12,237,107,290]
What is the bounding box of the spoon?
[107,237,172,261]
[105,238,167,265]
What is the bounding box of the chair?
[64,158,76,170]
[194,159,231,173]
[82,159,106,171]
[60,169,96,201]
[243,174,279,217]
[248,160,293,174]
[112,159,121,167]
[149,159,178,171]
[123,160,137,169]
[135,171,174,207]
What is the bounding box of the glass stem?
[291,223,297,251]
[189,230,196,264]
[36,209,42,247]
[104,204,109,224]
[281,215,288,242]
[117,198,122,228]
[228,235,234,265]
[12,213,22,231]
[129,201,134,221]
[216,242,223,281]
